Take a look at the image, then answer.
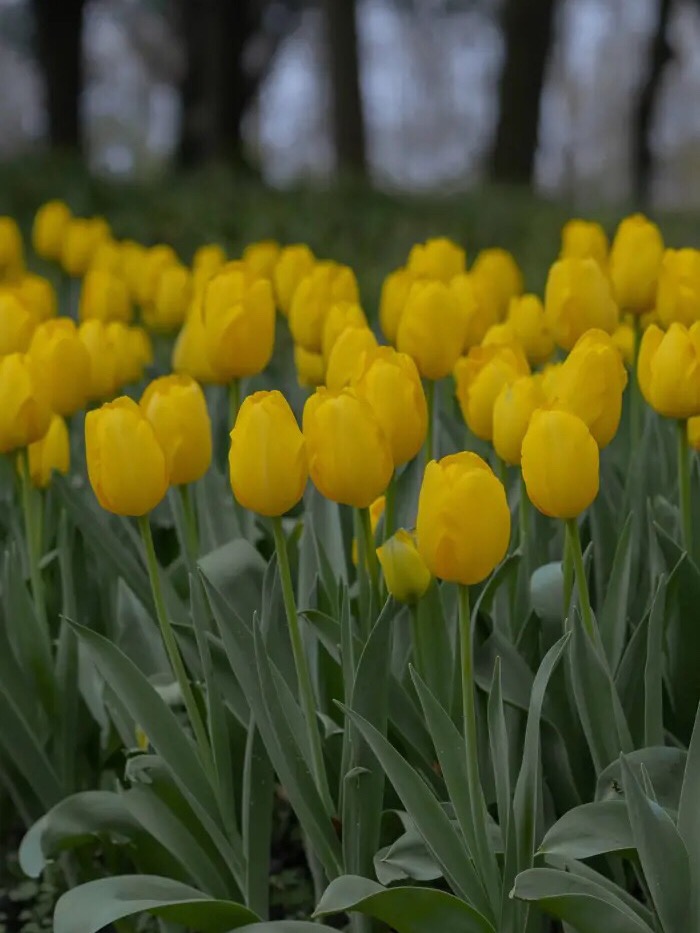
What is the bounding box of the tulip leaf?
[236,925,342,932]
[643,576,666,747]
[598,513,634,673]
[677,703,700,930]
[596,747,687,812]
[538,800,634,860]
[53,875,259,933]
[512,867,655,933]
[374,825,443,885]
[242,715,274,920]
[198,538,266,627]
[314,875,495,933]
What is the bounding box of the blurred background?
[1,0,698,206]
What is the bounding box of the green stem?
[360,505,380,596]
[678,419,692,554]
[383,472,397,542]
[229,378,241,430]
[18,449,48,636]
[138,515,213,770]
[565,519,596,641]
[179,484,199,559]
[272,516,334,816]
[562,527,574,621]
[458,585,499,908]
[424,379,436,465]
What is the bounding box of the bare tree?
[324,0,367,174]
[490,0,558,185]
[32,0,86,152]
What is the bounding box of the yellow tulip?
[303,387,393,508]
[416,451,510,585]
[637,322,700,419]
[471,248,524,318]
[121,240,148,297]
[377,529,432,603]
[90,240,124,275]
[80,269,132,323]
[612,321,635,367]
[0,217,24,281]
[688,416,700,451]
[492,374,545,466]
[352,494,386,565]
[355,346,427,467]
[379,267,415,344]
[108,322,152,387]
[28,414,70,488]
[397,280,466,380]
[609,213,663,313]
[289,262,360,352]
[243,240,280,279]
[32,200,72,261]
[172,300,217,383]
[322,302,368,360]
[29,318,91,416]
[273,244,315,316]
[14,274,57,322]
[506,294,555,366]
[85,397,169,516]
[0,353,51,453]
[544,257,619,350]
[521,409,599,519]
[560,219,609,267]
[481,322,516,349]
[229,390,308,516]
[0,291,35,355]
[136,245,178,307]
[78,320,120,400]
[201,268,276,382]
[193,243,226,280]
[450,273,501,351]
[550,329,628,448]
[146,263,192,331]
[454,344,530,441]
[656,248,700,328]
[61,217,110,277]
[407,237,465,282]
[140,374,212,485]
[325,326,378,391]
[294,344,326,388]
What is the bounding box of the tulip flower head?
[609,213,663,314]
[397,279,466,380]
[29,318,91,417]
[32,200,72,261]
[325,325,378,391]
[656,248,700,328]
[545,257,619,351]
[28,414,70,488]
[638,322,700,420]
[450,273,501,351]
[471,247,524,319]
[0,291,35,355]
[454,344,530,441]
[294,344,326,388]
[273,244,315,315]
[407,237,465,282]
[0,353,51,453]
[379,267,415,344]
[506,294,555,366]
[0,216,24,281]
[141,374,212,486]
[560,219,609,267]
[289,262,359,352]
[377,529,432,604]
[492,374,545,466]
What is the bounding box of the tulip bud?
[450,273,501,351]
[492,375,544,466]
[416,451,510,585]
[656,248,700,328]
[560,219,609,267]
[550,329,628,448]
[136,245,178,306]
[192,243,226,296]
[294,344,325,388]
[14,274,57,322]
[454,344,529,441]
[379,267,415,344]
[86,397,169,515]
[147,263,192,332]
[352,495,385,565]
[121,240,148,297]
[322,302,368,360]
[609,213,663,314]
[90,240,124,275]
[0,217,24,281]
[140,374,212,485]
[61,217,110,277]
[0,353,51,453]
[544,257,619,350]
[202,268,276,382]
[172,300,217,383]
[611,321,635,367]
[506,294,555,366]
[28,414,70,488]
[397,280,466,379]
[355,347,427,467]
[377,529,432,603]
[0,291,35,355]
[243,240,280,279]
[303,387,393,508]
[80,269,132,324]
[79,320,119,401]
[638,322,700,419]
[407,237,465,282]
[289,262,360,352]
[29,318,91,416]
[32,201,72,261]
[471,248,524,318]
[273,244,315,315]
[229,390,308,516]
[108,322,152,387]
[521,409,599,519]
[325,326,378,391]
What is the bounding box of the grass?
[3,154,700,310]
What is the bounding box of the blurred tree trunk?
[633,0,673,203]
[32,0,85,152]
[491,0,558,185]
[324,0,367,174]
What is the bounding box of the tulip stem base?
[273,516,334,817]
[18,449,49,638]
[565,519,596,642]
[458,584,499,908]
[138,515,213,772]
[424,379,436,465]
[677,419,693,555]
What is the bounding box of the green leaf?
[53,876,259,933]
[644,576,666,747]
[596,748,686,812]
[314,875,495,933]
[198,539,266,626]
[242,716,273,920]
[487,659,510,845]
[237,924,346,932]
[548,857,655,928]
[374,825,442,885]
[621,755,691,933]
[598,514,634,673]
[538,800,633,860]
[676,702,700,930]
[512,868,655,933]
[341,705,492,917]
